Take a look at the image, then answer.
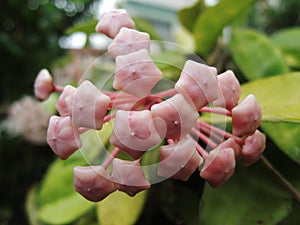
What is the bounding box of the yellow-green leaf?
[97,191,147,225]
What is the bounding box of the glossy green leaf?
[39,193,95,224]
[271,28,300,68]
[97,190,147,225]
[230,28,290,80]
[66,19,98,35]
[193,0,256,55]
[241,73,300,163]
[177,0,206,33]
[25,185,44,225]
[200,163,293,225]
[134,17,162,40]
[241,73,300,123]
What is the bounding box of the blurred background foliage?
[0,0,300,224]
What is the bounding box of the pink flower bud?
[218,138,241,159]
[232,94,262,136]
[47,116,82,159]
[241,130,266,166]
[158,136,203,181]
[95,9,135,38]
[151,93,198,140]
[200,147,235,188]
[56,85,76,116]
[73,166,116,202]
[108,27,150,58]
[114,49,162,98]
[34,69,54,101]
[175,60,220,110]
[110,110,161,159]
[213,70,241,110]
[112,159,150,196]
[72,80,110,130]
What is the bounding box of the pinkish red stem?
[191,127,218,149]
[102,147,121,169]
[200,107,232,116]
[152,88,178,98]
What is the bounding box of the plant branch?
[260,155,300,203]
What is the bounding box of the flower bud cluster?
[34,9,266,202]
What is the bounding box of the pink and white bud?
[95,9,135,38]
[200,147,236,188]
[72,80,110,130]
[112,159,150,196]
[213,70,241,110]
[56,85,76,116]
[151,93,198,140]
[241,130,266,166]
[232,94,262,136]
[175,60,220,110]
[34,69,54,101]
[158,136,202,181]
[47,115,82,159]
[110,110,161,159]
[73,166,116,202]
[114,49,162,98]
[218,138,241,159]
[108,27,150,58]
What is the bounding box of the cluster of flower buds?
[34,9,266,202]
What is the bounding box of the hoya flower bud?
[218,138,241,159]
[151,93,198,140]
[175,60,220,110]
[108,27,150,58]
[213,70,241,110]
[232,94,262,136]
[95,9,135,38]
[114,49,163,98]
[47,115,82,160]
[72,80,110,130]
[200,147,236,188]
[112,159,150,196]
[73,166,116,202]
[56,85,76,116]
[158,136,202,181]
[34,69,54,101]
[110,110,161,159]
[241,130,266,166]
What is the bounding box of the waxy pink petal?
[47,115,82,159]
[96,9,135,38]
[110,110,161,159]
[73,166,116,202]
[112,159,150,196]
[175,60,220,110]
[158,136,202,181]
[114,49,162,98]
[56,85,76,116]
[213,70,241,110]
[34,69,54,101]
[232,94,262,136]
[151,93,198,140]
[200,147,235,188]
[218,138,241,159]
[241,130,266,166]
[108,27,150,58]
[72,80,110,130]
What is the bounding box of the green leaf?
[177,0,206,33]
[66,19,98,35]
[39,193,95,225]
[193,0,256,56]
[261,123,300,164]
[97,190,147,225]
[25,185,45,225]
[134,17,162,40]
[230,28,290,80]
[200,163,293,225]
[241,73,300,163]
[271,28,300,69]
[241,73,300,123]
